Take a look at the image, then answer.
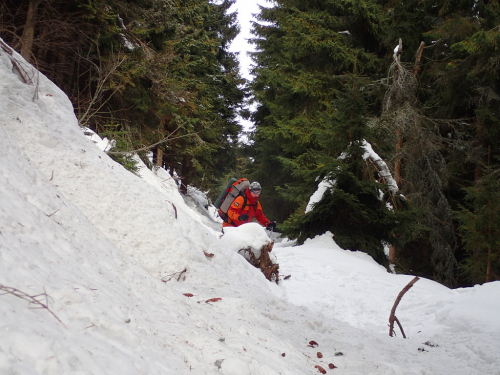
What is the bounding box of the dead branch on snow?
[389,276,419,338]
[0,284,66,328]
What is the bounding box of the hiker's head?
[249,181,261,197]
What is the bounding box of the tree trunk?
[475,117,486,182]
[389,244,397,265]
[413,42,425,78]
[486,244,492,283]
[394,42,424,187]
[156,148,163,167]
[180,154,190,195]
[390,41,425,266]
[486,146,492,283]
[394,131,403,186]
[20,0,42,63]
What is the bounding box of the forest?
[1,0,499,288]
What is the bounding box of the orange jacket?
[223,189,270,228]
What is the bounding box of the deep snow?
[1,38,499,375]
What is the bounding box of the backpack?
[215,178,250,222]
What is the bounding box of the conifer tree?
[368,0,500,286]
[250,0,385,207]
[457,165,500,284]
[248,0,415,262]
[164,0,244,191]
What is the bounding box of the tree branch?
[389,276,419,338]
[106,126,203,155]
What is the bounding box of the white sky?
[229,0,268,80]
[2,36,500,375]
[228,0,270,134]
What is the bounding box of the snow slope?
[1,39,499,375]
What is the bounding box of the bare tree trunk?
[388,244,397,265]
[413,42,425,78]
[180,154,190,195]
[486,244,492,282]
[156,148,163,167]
[164,154,175,176]
[20,0,42,62]
[486,146,492,283]
[394,42,424,187]
[389,41,425,267]
[390,38,404,266]
[392,131,403,265]
[475,116,485,182]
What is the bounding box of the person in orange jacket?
[223,181,276,231]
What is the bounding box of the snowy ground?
[1,39,499,375]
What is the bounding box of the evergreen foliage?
[248,0,500,286]
[249,0,383,209]
[375,42,460,286]
[456,165,500,284]
[249,0,415,263]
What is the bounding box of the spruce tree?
[144,0,244,192]
[249,0,385,206]
[248,0,416,262]
[457,165,500,284]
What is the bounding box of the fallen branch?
[394,316,406,338]
[12,59,32,84]
[161,268,187,283]
[389,276,419,338]
[171,202,177,219]
[1,51,34,85]
[0,284,66,328]
[0,38,39,99]
[160,200,177,219]
[0,39,14,55]
[46,208,60,217]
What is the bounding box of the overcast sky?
[227,0,268,133]
[229,0,268,80]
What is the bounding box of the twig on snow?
[161,268,187,283]
[171,202,177,219]
[0,284,67,328]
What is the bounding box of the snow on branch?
[362,140,398,195]
[305,140,398,215]
[305,179,335,214]
[117,15,138,51]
